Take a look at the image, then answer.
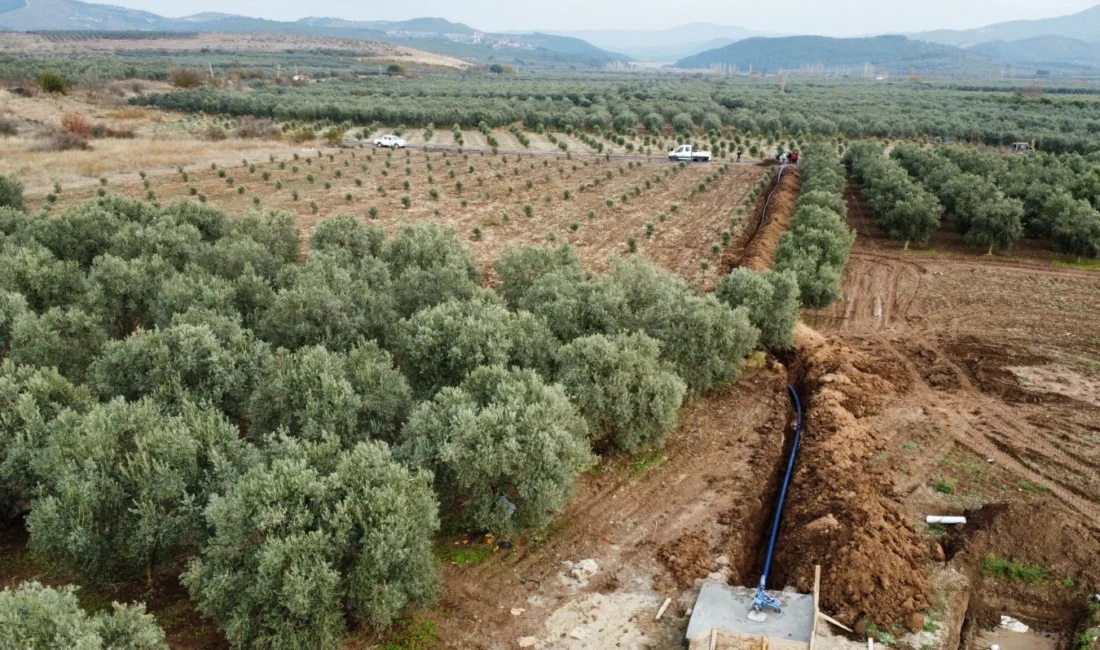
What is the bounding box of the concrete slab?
[687,582,816,645]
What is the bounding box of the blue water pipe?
[752,384,804,614]
[757,164,787,231]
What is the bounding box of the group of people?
[731,149,798,164]
[779,150,799,165]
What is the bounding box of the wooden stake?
[709,629,718,650]
[819,613,855,633]
[868,638,874,650]
[809,566,821,650]
[655,598,671,620]
[762,634,770,650]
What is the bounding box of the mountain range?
[0,0,629,67]
[5,0,1100,73]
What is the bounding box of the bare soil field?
[797,183,1100,646]
[23,143,762,288]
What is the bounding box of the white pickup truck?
[668,144,711,162]
[373,134,407,149]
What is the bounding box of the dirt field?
[21,141,762,288]
[795,183,1100,645]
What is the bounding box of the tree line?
[0,174,800,649]
[774,143,856,308]
[881,144,1100,257]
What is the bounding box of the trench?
[729,355,810,590]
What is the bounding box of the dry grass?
[0,136,303,191]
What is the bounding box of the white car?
[668,144,711,162]
[373,134,407,148]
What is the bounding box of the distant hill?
[968,35,1100,67]
[675,35,996,75]
[550,22,777,61]
[911,4,1100,47]
[0,0,627,67]
[0,0,171,30]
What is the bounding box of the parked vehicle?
[668,144,711,162]
[373,134,407,148]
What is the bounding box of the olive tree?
[400,366,593,533]
[82,254,175,338]
[556,332,685,453]
[0,361,92,518]
[250,343,411,445]
[517,270,626,342]
[258,252,396,351]
[184,436,439,650]
[964,195,1025,255]
[381,223,480,318]
[493,243,583,307]
[9,307,108,384]
[232,210,300,267]
[715,269,800,350]
[90,318,271,423]
[397,295,558,397]
[1046,191,1100,258]
[0,242,86,312]
[0,581,167,650]
[310,214,385,259]
[28,400,254,584]
[607,258,759,394]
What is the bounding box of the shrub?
[28,400,252,583]
[37,71,68,94]
[169,68,204,89]
[0,581,167,650]
[184,437,439,650]
[397,295,558,397]
[400,366,592,534]
[0,174,24,210]
[556,332,686,453]
[60,113,91,138]
[715,269,800,349]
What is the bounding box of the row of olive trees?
[0,179,777,650]
[889,143,1026,254]
[773,143,856,308]
[844,142,944,250]
[904,145,1100,258]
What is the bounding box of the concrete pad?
[687,582,816,646]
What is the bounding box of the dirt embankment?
[725,165,800,273]
[946,502,1100,629]
[772,325,933,629]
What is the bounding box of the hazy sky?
[108,0,1099,35]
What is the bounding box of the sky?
[106,0,1099,35]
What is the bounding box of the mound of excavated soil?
[728,166,801,273]
[772,325,932,628]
